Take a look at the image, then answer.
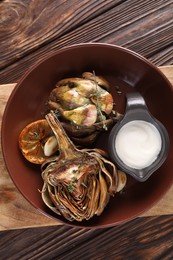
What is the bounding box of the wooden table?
[1,1,173,259]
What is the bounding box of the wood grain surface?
[0,0,173,84]
[0,215,173,260]
[1,0,173,259]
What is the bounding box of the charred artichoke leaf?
[71,132,99,146]
[56,78,97,97]
[48,102,98,126]
[41,111,121,222]
[61,118,113,137]
[50,86,70,101]
[50,87,91,110]
[62,104,97,126]
[117,170,127,192]
[96,170,110,216]
[90,86,113,115]
[41,183,61,215]
[87,151,117,193]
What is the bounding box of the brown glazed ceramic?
[2,43,173,228]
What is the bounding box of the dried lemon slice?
[19,119,58,164]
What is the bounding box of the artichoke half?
[41,111,126,222]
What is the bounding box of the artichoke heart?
[57,78,97,97]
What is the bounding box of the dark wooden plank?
[150,45,173,65]
[0,0,123,69]
[0,0,173,83]
[1,216,173,259]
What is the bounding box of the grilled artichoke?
[41,111,126,222]
[48,72,121,146]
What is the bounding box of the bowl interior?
[2,43,173,228]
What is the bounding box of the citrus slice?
[19,119,56,164]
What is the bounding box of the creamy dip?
[115,120,162,169]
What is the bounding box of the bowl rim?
[1,43,173,228]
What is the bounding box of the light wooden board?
[0,66,173,231]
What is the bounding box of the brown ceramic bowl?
[2,43,173,228]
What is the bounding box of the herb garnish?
[93,71,108,130]
[67,175,78,193]
[68,183,75,193]
[81,181,88,188]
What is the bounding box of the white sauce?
[115,120,162,169]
